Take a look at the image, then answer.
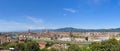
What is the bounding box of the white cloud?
[27,16,43,24]
[0,20,21,24]
[0,16,44,32]
[0,19,28,32]
[63,8,77,13]
[27,16,44,29]
[63,14,67,16]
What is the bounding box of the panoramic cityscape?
[1,0,120,51]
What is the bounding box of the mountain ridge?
[30,27,120,32]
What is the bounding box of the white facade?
[57,37,71,41]
[74,38,86,42]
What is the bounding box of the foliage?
[1,38,120,51]
[85,37,88,41]
[49,48,58,51]
[80,45,90,51]
[40,48,48,51]
[25,41,40,51]
[16,43,26,51]
[0,41,40,51]
[46,41,54,47]
[68,44,81,51]
[90,38,120,51]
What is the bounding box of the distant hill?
[30,27,120,32]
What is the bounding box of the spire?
[46,28,49,34]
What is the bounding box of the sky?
[0,0,120,32]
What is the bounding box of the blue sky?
[0,0,120,32]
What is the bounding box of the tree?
[46,41,54,47]
[40,48,48,51]
[2,42,17,51]
[68,44,81,51]
[100,38,120,51]
[89,42,101,51]
[25,41,40,51]
[49,48,58,51]
[85,37,88,41]
[89,38,120,51]
[80,45,89,51]
[16,43,26,51]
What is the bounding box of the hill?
[30,27,120,32]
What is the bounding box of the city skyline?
[0,0,120,32]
